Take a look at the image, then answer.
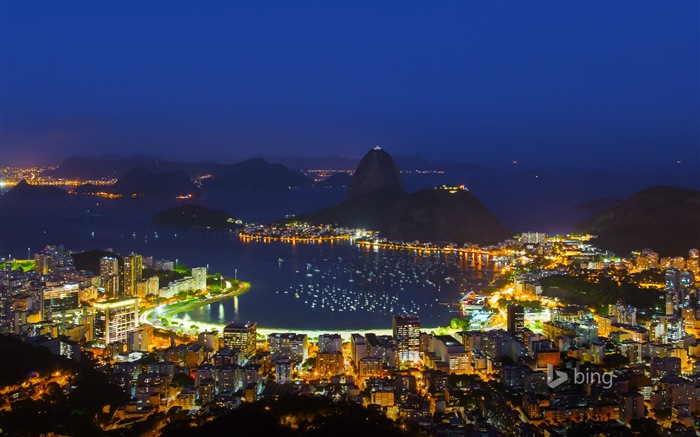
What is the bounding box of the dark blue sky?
[1,2,698,169]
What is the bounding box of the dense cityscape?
[3,2,699,436]
[1,219,699,435]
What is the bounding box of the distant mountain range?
[290,148,512,245]
[2,180,67,198]
[74,166,201,199]
[47,153,437,178]
[31,154,700,237]
[576,186,700,256]
[205,158,312,190]
[46,155,218,179]
[261,153,431,171]
[48,156,314,193]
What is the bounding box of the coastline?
[141,281,251,330]
[141,283,453,341]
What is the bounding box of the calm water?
[0,189,497,330]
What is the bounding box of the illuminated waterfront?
[173,239,501,330]
[1,190,500,330]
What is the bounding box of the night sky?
[1,2,698,169]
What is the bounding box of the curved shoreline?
[142,285,453,341]
[142,282,251,329]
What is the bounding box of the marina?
[178,240,503,330]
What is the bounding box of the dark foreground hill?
[160,395,408,437]
[0,335,127,436]
[294,187,511,245]
[2,180,67,198]
[152,204,241,230]
[576,186,700,256]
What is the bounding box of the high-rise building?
[680,271,695,289]
[275,359,292,384]
[100,256,119,280]
[34,245,71,275]
[635,255,648,271]
[34,252,53,275]
[43,284,80,319]
[223,321,257,359]
[659,315,685,345]
[351,333,366,368]
[620,392,645,423]
[123,254,143,297]
[429,335,470,374]
[520,232,547,244]
[671,257,685,270]
[128,328,150,352]
[393,314,420,363]
[610,303,637,326]
[647,251,659,269]
[687,259,699,275]
[507,304,525,336]
[359,356,382,377]
[268,333,308,364]
[316,351,344,376]
[93,298,139,346]
[100,256,120,297]
[191,267,207,291]
[665,269,681,315]
[318,333,342,354]
[136,276,160,298]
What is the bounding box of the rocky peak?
[347,147,403,199]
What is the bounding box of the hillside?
[347,147,403,199]
[205,158,313,190]
[576,186,700,256]
[295,187,511,245]
[153,204,242,230]
[0,335,127,436]
[290,148,511,245]
[72,249,122,275]
[75,166,201,199]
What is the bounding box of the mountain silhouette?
[205,158,313,190]
[290,148,511,245]
[74,166,200,198]
[576,186,700,256]
[347,147,403,199]
[3,180,67,198]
